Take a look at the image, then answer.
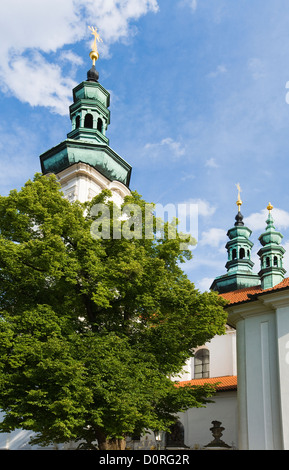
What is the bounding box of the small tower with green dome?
[66,66,111,145]
[39,27,132,204]
[210,185,260,293]
[257,203,286,290]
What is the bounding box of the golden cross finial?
[88,26,103,65]
[236,183,243,212]
[267,202,273,213]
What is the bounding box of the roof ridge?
[221,277,289,305]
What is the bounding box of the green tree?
[0,174,227,450]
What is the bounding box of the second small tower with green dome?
[257,203,286,289]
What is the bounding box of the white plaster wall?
[177,328,236,382]
[0,411,79,450]
[56,162,130,206]
[208,330,236,378]
[276,305,289,449]
[179,391,238,449]
[244,313,282,449]
[0,412,39,450]
[230,301,284,450]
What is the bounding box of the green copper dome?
[210,199,260,294]
[259,210,283,246]
[257,204,286,289]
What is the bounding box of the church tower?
[39,27,132,205]
[210,186,260,293]
[257,203,286,289]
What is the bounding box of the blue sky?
[1,0,289,291]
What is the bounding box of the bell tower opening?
[97,117,103,132]
[84,113,93,129]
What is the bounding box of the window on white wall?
[194,349,210,379]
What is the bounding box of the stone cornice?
[56,162,131,199]
[227,287,289,327]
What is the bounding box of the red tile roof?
[177,375,237,391]
[220,277,289,305]
[221,285,262,304]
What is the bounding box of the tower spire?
[210,188,260,293]
[87,26,102,83]
[88,26,102,66]
[257,203,286,289]
[236,183,242,213]
[235,183,244,227]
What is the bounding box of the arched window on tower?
[266,257,270,267]
[274,256,278,267]
[75,115,80,128]
[84,113,93,129]
[194,349,210,379]
[240,248,245,259]
[232,249,237,260]
[97,118,103,133]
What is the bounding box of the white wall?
[179,391,238,449]
[276,304,289,449]
[208,329,236,378]
[57,162,130,205]
[177,328,236,382]
[228,293,289,450]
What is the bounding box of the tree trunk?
[98,437,126,450]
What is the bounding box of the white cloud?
[145,137,186,158]
[190,0,198,12]
[207,65,227,78]
[196,277,214,292]
[153,198,216,244]
[3,52,77,115]
[244,208,289,232]
[181,172,195,181]
[248,58,266,80]
[0,0,159,114]
[180,0,197,12]
[188,198,216,217]
[174,198,216,222]
[200,228,227,248]
[282,241,289,273]
[205,157,219,168]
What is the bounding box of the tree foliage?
[0,174,227,449]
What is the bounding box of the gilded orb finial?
[88,26,103,65]
[236,183,243,212]
[267,202,273,213]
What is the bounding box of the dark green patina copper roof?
[40,139,131,187]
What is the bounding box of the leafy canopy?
[0,174,227,448]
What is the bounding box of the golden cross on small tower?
[236,183,243,212]
[88,26,103,65]
[267,202,274,213]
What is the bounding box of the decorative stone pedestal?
[203,421,232,450]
